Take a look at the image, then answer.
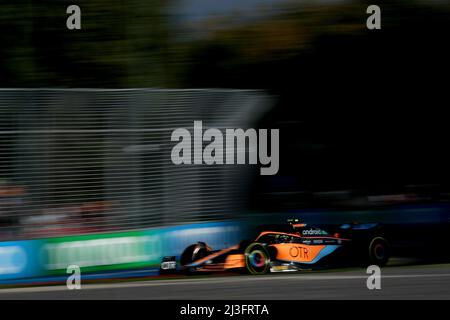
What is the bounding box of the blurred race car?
[160,219,390,275]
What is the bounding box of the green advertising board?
[42,230,163,274]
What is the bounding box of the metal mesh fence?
[0,89,271,240]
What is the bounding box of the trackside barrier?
[0,221,249,282]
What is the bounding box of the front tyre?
[245,243,270,275]
[180,242,210,272]
[368,237,390,267]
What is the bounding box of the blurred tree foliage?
[180,0,450,93]
[1,0,449,92]
[0,0,171,87]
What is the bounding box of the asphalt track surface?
[1,264,450,299]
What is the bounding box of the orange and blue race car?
[159,219,390,275]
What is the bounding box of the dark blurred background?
[1,0,450,225]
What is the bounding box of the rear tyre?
[245,243,270,275]
[368,237,390,267]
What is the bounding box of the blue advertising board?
[0,240,44,280]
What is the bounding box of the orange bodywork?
[189,229,345,271]
[224,254,246,269]
[196,253,245,271]
[191,245,238,266]
[272,243,326,263]
[220,244,327,267]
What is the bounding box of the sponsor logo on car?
[161,261,177,270]
[289,246,309,259]
[302,229,328,236]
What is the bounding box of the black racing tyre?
[368,237,390,267]
[245,243,270,275]
[180,242,210,266]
